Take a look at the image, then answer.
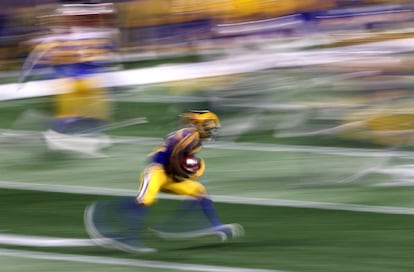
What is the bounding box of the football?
[182,155,201,174]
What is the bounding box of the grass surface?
[2,54,414,271]
[2,189,414,272]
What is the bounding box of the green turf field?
[2,189,414,272]
[2,66,414,271]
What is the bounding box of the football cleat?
[149,223,245,241]
[214,223,245,241]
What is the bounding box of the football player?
[20,2,118,156]
[85,110,244,253]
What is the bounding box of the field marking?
[81,134,414,158]
[101,134,413,157]
[2,180,414,215]
[208,141,414,158]
[2,128,413,158]
[0,248,282,272]
[0,233,96,247]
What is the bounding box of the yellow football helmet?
[181,110,221,139]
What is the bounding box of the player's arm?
[18,40,55,86]
[168,129,201,178]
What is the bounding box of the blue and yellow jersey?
[20,30,117,121]
[149,127,202,168]
[23,29,117,79]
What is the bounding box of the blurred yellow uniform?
[36,32,116,133]
[85,110,244,253]
[21,2,117,134]
[137,127,207,206]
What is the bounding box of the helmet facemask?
[182,110,220,141]
[197,119,219,140]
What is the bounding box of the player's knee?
[192,184,208,199]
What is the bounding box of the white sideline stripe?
[0,234,96,247]
[0,248,281,272]
[2,180,414,215]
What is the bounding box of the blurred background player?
[19,2,119,157]
[85,110,244,253]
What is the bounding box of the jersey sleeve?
[165,128,202,178]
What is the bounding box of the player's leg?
[85,164,167,253]
[44,77,110,157]
[155,179,244,240]
[114,165,170,252]
[162,179,222,225]
[50,117,107,134]
[52,76,109,134]
[112,197,156,253]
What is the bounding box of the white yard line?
[102,134,414,158]
[2,180,414,215]
[0,248,282,272]
[85,134,414,158]
[0,234,96,247]
[1,134,413,215]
